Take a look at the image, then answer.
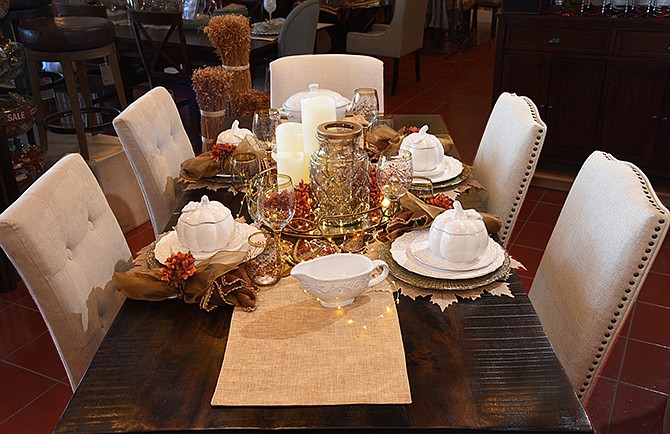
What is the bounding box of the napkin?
[180,136,264,182]
[382,193,503,242]
[115,245,257,312]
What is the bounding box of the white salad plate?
[154,222,257,263]
[413,155,463,183]
[390,229,506,280]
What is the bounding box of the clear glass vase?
[309,121,370,226]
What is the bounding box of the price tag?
[100,62,114,86]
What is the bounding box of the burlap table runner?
[211,276,412,406]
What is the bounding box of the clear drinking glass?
[245,231,283,286]
[230,152,261,191]
[349,87,379,135]
[409,176,434,199]
[252,108,281,160]
[246,167,277,224]
[376,149,413,212]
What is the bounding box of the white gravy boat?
[290,254,389,308]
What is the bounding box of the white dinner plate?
[390,229,506,280]
[154,222,257,263]
[407,231,500,271]
[413,155,463,183]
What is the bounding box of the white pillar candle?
[275,122,304,153]
[276,151,308,186]
[301,95,336,158]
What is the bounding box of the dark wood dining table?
[54,114,593,434]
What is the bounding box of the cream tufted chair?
[472,92,547,246]
[269,54,384,113]
[530,151,668,403]
[0,153,131,390]
[113,86,195,237]
[346,0,430,96]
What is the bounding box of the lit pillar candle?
[301,95,336,158]
[275,122,304,153]
[276,151,307,186]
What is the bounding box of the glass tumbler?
[245,231,283,286]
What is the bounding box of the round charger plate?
[408,232,501,272]
[380,242,511,291]
[414,155,463,184]
[154,222,257,263]
[391,230,505,279]
[433,164,472,190]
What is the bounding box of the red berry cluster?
[400,125,421,136]
[294,180,315,220]
[369,166,383,207]
[425,193,454,210]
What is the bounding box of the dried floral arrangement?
[203,15,252,95]
[191,65,234,144]
[234,89,270,116]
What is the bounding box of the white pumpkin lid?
[216,119,252,145]
[401,125,442,151]
[178,195,232,226]
[282,83,350,113]
[431,201,486,236]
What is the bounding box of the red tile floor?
[1,22,669,434]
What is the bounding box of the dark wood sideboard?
[493,12,670,179]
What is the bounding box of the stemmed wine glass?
[252,108,281,166]
[263,0,277,21]
[349,87,379,143]
[257,174,296,268]
[376,149,413,215]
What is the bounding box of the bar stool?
[17,16,127,160]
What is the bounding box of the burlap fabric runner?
[211,276,412,406]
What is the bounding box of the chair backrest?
[0,153,130,390]
[384,0,430,57]
[529,151,668,403]
[113,86,195,237]
[277,0,320,58]
[269,54,385,112]
[127,9,192,89]
[471,92,546,246]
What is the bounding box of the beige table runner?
[211,277,412,406]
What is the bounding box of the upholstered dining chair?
[113,86,195,238]
[0,153,131,390]
[346,0,430,95]
[471,92,547,246]
[529,151,668,403]
[269,54,385,112]
[277,0,320,57]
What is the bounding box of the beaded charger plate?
[379,242,512,291]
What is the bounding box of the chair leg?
[471,5,478,33]
[61,59,90,161]
[392,57,399,96]
[415,51,421,82]
[490,7,499,38]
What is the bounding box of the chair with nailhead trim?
[0,153,131,390]
[529,150,669,403]
[113,86,195,238]
[471,92,547,247]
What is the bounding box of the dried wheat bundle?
[191,65,234,146]
[203,15,252,94]
[234,89,270,117]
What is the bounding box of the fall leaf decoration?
[158,252,197,290]
[210,142,237,163]
[424,193,455,210]
[294,180,315,221]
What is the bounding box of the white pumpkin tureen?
[427,201,489,264]
[216,119,252,145]
[175,195,235,258]
[400,125,444,173]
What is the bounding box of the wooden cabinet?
[493,13,670,178]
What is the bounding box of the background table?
[54,114,592,434]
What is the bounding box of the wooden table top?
[54,114,592,434]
